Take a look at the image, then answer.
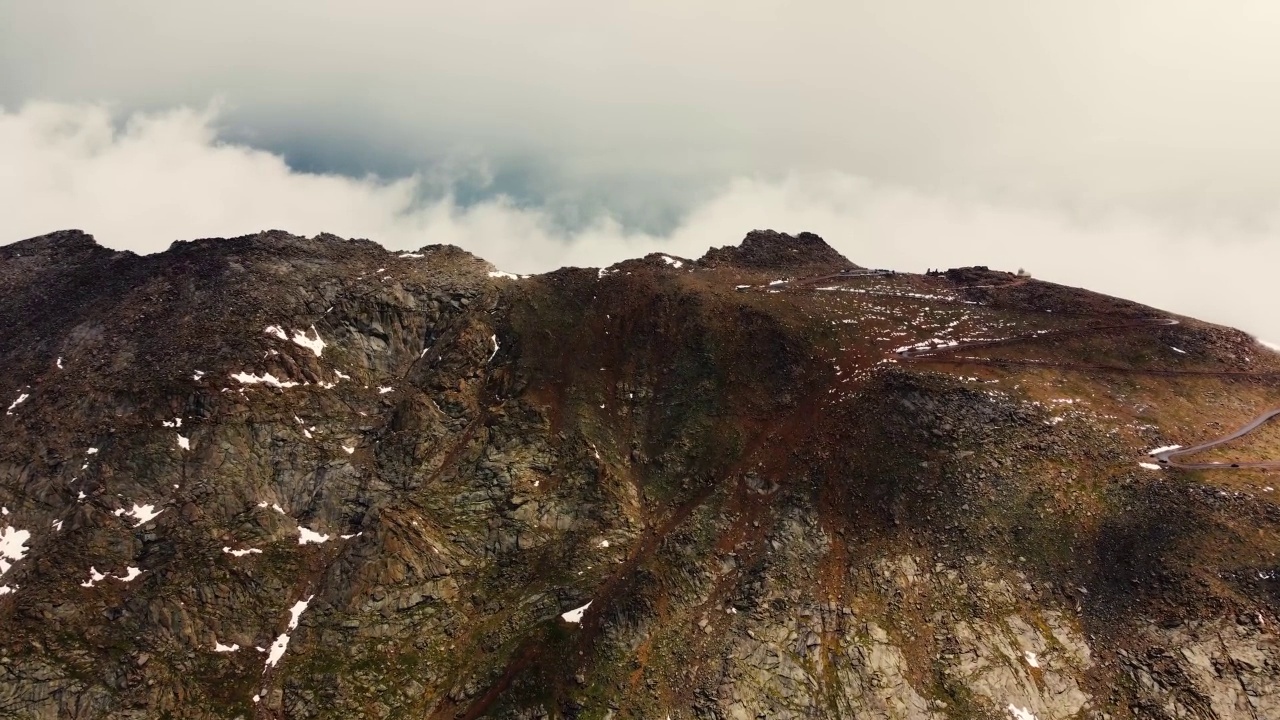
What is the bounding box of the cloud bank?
[2,101,1277,345]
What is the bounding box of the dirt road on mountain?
[1152,408,1280,470]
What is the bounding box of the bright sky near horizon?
[1,1,1278,342]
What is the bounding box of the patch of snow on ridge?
[231,371,299,389]
[1147,445,1182,456]
[1023,651,1040,667]
[265,633,291,669]
[488,334,499,363]
[287,596,312,630]
[660,255,683,268]
[177,435,191,450]
[0,526,31,575]
[6,393,29,415]
[1170,346,1187,354]
[298,527,329,545]
[264,325,288,341]
[377,386,394,394]
[291,326,326,356]
[222,546,263,557]
[123,503,163,527]
[79,567,107,587]
[399,252,423,258]
[488,270,522,280]
[214,642,240,652]
[1139,462,1163,470]
[561,601,591,623]
[1007,705,1037,720]
[116,567,142,582]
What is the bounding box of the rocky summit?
[2,228,1279,720]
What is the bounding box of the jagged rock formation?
[1,228,1278,719]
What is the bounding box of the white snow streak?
[0,527,31,575]
[561,601,591,624]
[5,393,29,415]
[222,546,263,557]
[298,526,330,545]
[79,567,107,587]
[177,435,191,450]
[291,326,327,356]
[231,371,299,389]
[214,642,240,652]
[1146,445,1182,456]
[1138,462,1163,470]
[1007,705,1038,720]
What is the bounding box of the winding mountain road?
[1152,408,1280,470]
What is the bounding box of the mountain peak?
[698,229,858,271]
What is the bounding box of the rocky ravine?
[0,229,1278,720]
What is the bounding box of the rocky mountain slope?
[1,228,1278,720]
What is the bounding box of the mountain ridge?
[1,228,1278,720]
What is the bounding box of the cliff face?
[1,229,1278,720]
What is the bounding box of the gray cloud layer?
[1,1,1278,340]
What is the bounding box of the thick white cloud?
[2,101,1277,346]
[6,1,1280,221]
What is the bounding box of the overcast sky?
[1,1,1278,342]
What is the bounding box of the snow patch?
[287,596,312,630]
[291,326,327,356]
[79,567,107,587]
[1139,462,1163,470]
[6,393,29,415]
[0,527,31,575]
[399,252,423,258]
[214,642,240,653]
[231,371,299,389]
[162,417,182,428]
[1007,705,1038,720]
[264,325,288,341]
[86,447,98,455]
[1023,651,1039,667]
[116,566,142,582]
[1170,346,1187,354]
[177,435,191,450]
[264,634,291,669]
[488,270,522,280]
[488,334,500,363]
[377,386,394,394]
[659,255,683,269]
[222,546,263,557]
[1147,444,1182,456]
[342,445,355,455]
[122,503,163,527]
[561,601,591,624]
[298,526,330,545]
